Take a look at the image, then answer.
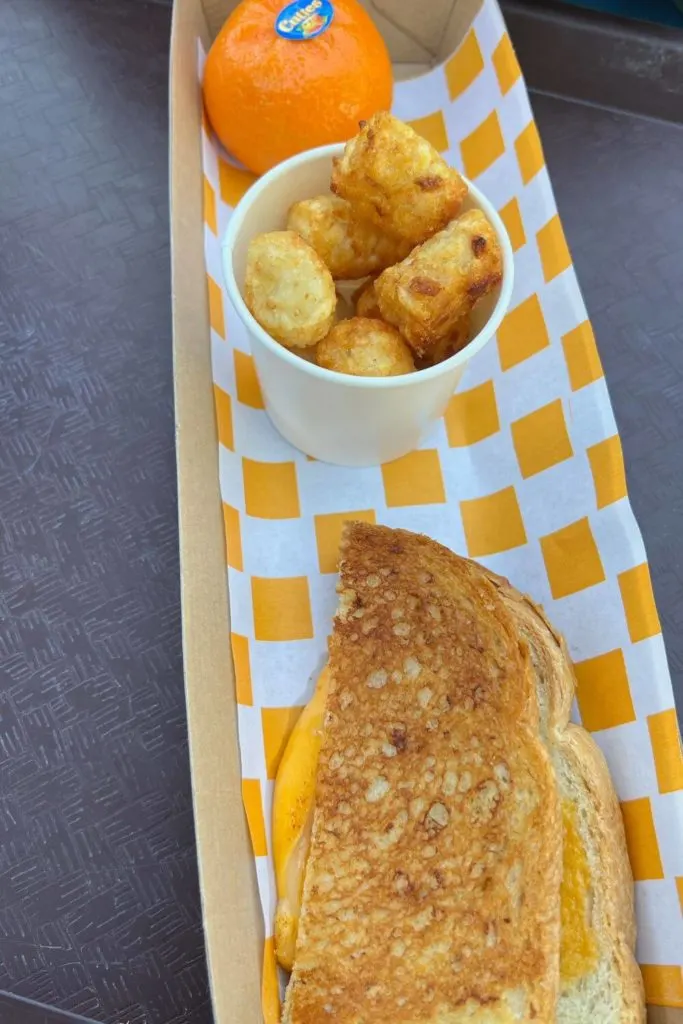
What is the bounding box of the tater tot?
[287,195,411,280]
[353,280,471,365]
[244,230,336,348]
[316,318,415,377]
[352,274,471,366]
[352,278,382,319]
[420,315,471,366]
[375,209,502,359]
[331,112,467,247]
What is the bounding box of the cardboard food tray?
[169,1,683,1020]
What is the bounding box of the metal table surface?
[0,0,681,1021]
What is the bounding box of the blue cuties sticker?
[275,0,334,40]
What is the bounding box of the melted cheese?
[273,680,599,984]
[273,668,329,971]
[560,799,599,984]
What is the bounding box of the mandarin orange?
[202,0,393,175]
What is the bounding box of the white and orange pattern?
[198,1,683,1015]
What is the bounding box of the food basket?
[169,1,683,1019]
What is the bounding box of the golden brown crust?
[482,570,574,739]
[353,277,382,319]
[375,210,502,358]
[244,230,336,348]
[316,317,415,377]
[284,524,562,1024]
[283,527,644,1022]
[423,315,472,366]
[287,195,412,280]
[330,112,468,248]
[351,280,471,367]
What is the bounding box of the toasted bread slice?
[487,575,645,1023]
[283,523,563,1023]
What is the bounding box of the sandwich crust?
[283,524,562,1023]
[485,572,645,1023]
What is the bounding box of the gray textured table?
[533,91,683,703]
[0,0,680,1021]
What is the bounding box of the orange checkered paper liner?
[197,1,683,1015]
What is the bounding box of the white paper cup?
[222,144,514,467]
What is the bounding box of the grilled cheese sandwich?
[274,697,604,996]
[273,523,644,1022]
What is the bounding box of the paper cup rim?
[221,143,514,391]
